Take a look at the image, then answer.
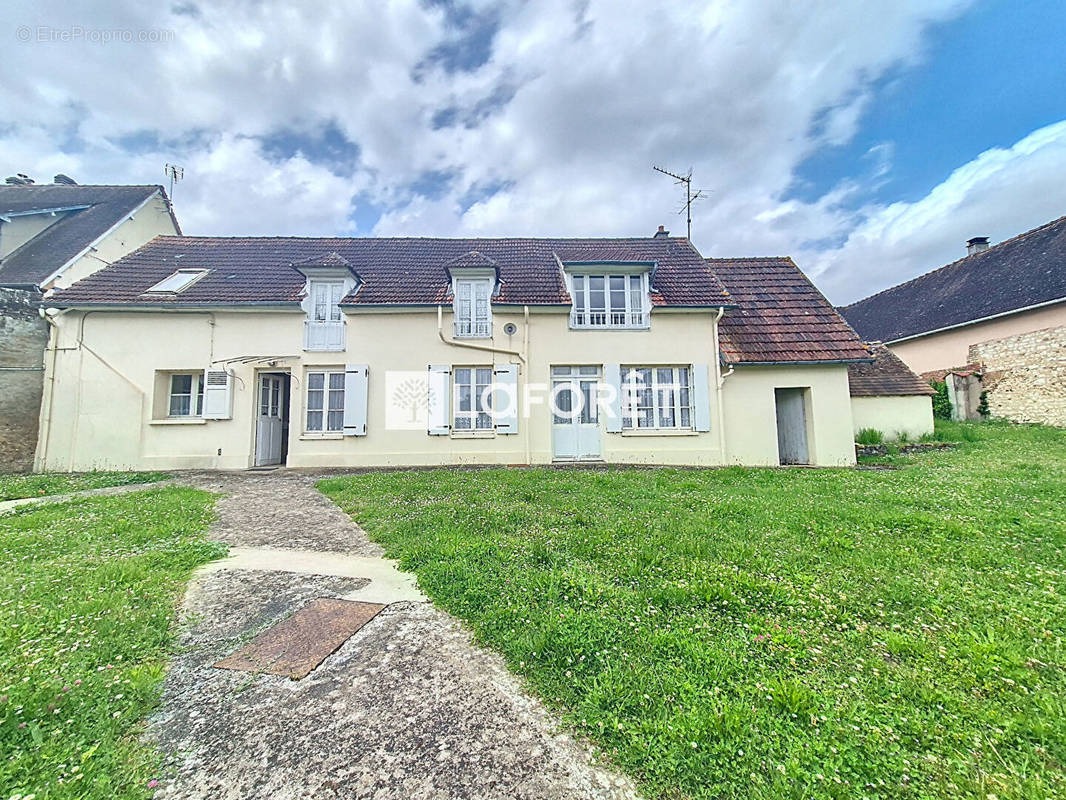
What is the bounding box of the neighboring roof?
[0,184,178,287]
[839,215,1066,343]
[848,343,936,397]
[708,256,871,365]
[51,235,733,307]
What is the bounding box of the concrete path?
[146,470,640,800]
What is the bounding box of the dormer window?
[311,280,344,323]
[453,277,493,338]
[292,252,357,352]
[146,269,209,294]
[569,272,649,329]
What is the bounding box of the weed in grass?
[855,428,884,445]
[321,421,1066,800]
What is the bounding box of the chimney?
[653,225,669,238]
[966,236,990,255]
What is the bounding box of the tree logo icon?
[385,371,433,430]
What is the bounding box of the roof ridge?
[842,213,1066,310]
[705,255,793,262]
[137,234,696,243]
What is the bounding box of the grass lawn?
[0,472,170,502]
[0,488,223,799]
[321,421,1066,800]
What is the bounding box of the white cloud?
[812,120,1066,303]
[12,0,1063,306]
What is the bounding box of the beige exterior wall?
[889,301,1066,374]
[850,395,934,440]
[48,193,179,289]
[720,365,857,467]
[37,306,860,471]
[0,212,73,259]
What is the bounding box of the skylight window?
[145,269,209,294]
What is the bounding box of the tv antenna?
[164,163,184,199]
[653,165,702,240]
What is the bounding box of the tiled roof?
[709,257,871,365]
[839,215,1066,342]
[0,185,175,287]
[52,235,733,307]
[848,343,936,396]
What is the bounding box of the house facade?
[0,179,180,471]
[37,233,871,472]
[840,216,1066,427]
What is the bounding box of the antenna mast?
[653,165,702,240]
[164,163,184,200]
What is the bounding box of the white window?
[621,366,692,429]
[306,370,345,432]
[570,274,648,328]
[169,372,204,417]
[310,281,344,322]
[146,269,210,294]
[454,278,492,338]
[453,366,494,430]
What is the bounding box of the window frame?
[452,365,495,431]
[168,372,205,418]
[308,280,345,323]
[620,365,693,430]
[569,272,649,329]
[146,269,210,294]
[304,369,346,433]
[453,277,493,338]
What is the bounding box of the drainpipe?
[523,305,531,465]
[436,305,526,362]
[36,307,73,471]
[711,306,733,462]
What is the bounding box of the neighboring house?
[846,343,935,439]
[840,216,1066,426]
[0,178,181,471]
[37,232,872,472]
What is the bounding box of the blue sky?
[790,0,1066,209]
[2,0,1065,302]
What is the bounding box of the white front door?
[255,374,284,467]
[551,366,602,461]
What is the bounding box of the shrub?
[977,390,990,418]
[856,427,884,445]
[930,380,952,420]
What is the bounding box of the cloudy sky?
[2,0,1065,303]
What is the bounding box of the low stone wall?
[969,325,1066,427]
[0,288,47,472]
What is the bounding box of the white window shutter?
[692,363,712,432]
[427,365,451,435]
[494,364,519,434]
[343,363,368,436]
[202,368,232,419]
[603,363,622,433]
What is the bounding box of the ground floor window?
[621,366,692,429]
[306,370,345,432]
[453,366,493,430]
[169,372,204,417]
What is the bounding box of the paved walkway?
[144,470,640,800]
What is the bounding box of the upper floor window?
[146,269,209,295]
[570,274,649,329]
[454,278,492,338]
[305,280,346,351]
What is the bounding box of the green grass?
[0,488,224,799]
[0,472,170,502]
[320,421,1066,800]
[855,427,884,445]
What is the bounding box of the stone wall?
[969,325,1066,427]
[0,288,48,472]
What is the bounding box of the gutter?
[436,304,527,363]
[883,296,1066,345]
[724,357,873,366]
[711,307,729,461]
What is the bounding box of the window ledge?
[303,347,347,353]
[568,326,651,332]
[620,428,698,437]
[299,433,344,441]
[150,417,207,426]
[450,430,496,439]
